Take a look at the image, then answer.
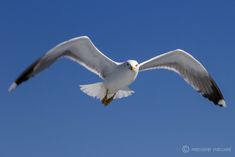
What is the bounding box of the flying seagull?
[8,36,226,107]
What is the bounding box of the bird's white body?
[80,60,139,101]
[9,36,226,107]
[104,61,138,92]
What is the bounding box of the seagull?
[8,36,226,107]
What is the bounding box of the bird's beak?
[130,66,136,71]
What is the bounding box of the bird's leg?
[102,89,116,106]
[102,89,108,105]
[105,93,116,106]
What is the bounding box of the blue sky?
[0,0,234,156]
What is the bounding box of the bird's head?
[125,60,139,72]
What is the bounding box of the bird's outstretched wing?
[9,36,119,92]
[139,49,226,107]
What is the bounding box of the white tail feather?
[80,82,134,100]
[114,87,134,99]
[80,82,106,100]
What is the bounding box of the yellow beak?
[130,66,136,71]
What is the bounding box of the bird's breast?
[104,68,138,90]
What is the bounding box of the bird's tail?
[114,87,134,99]
[80,82,134,101]
[80,82,106,100]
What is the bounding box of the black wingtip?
[9,58,41,92]
[202,77,226,107]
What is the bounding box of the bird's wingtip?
[218,99,226,107]
[8,82,17,93]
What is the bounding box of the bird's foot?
[102,90,116,106]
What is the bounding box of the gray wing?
[139,49,226,107]
[9,36,119,92]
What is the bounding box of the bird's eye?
[135,64,138,67]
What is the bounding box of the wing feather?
[139,49,226,107]
[9,36,118,92]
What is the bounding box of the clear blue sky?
[1,0,234,156]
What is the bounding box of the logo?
[182,145,190,153]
